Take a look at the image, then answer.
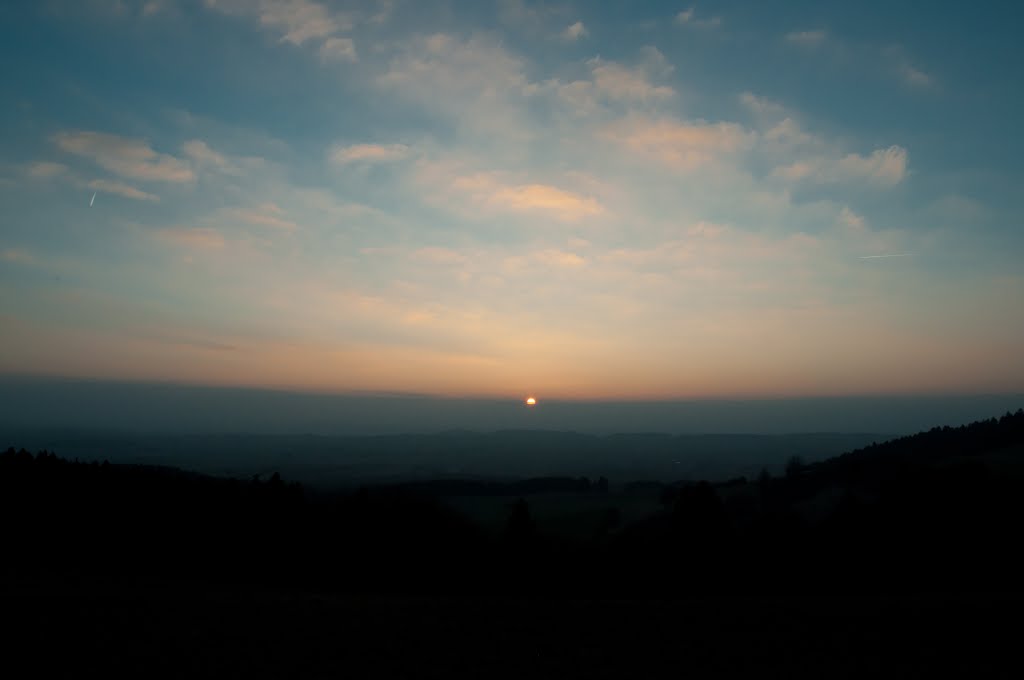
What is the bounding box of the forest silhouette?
[5,409,1024,595]
[3,409,1024,676]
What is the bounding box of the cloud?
[785,30,826,46]
[739,92,784,116]
[587,57,674,101]
[675,8,694,23]
[786,34,932,90]
[500,0,563,31]
[771,161,814,181]
[687,221,727,238]
[532,249,586,268]
[381,34,531,101]
[837,146,908,185]
[412,247,468,265]
[154,227,225,250]
[88,178,160,201]
[772,145,908,186]
[419,163,605,223]
[835,206,900,253]
[225,204,298,230]
[320,37,357,62]
[603,116,756,170]
[204,0,351,46]
[882,46,933,88]
[54,131,194,183]
[142,0,167,15]
[562,21,587,41]
[675,7,721,28]
[763,118,817,148]
[137,330,238,352]
[378,34,545,139]
[330,143,410,164]
[27,162,68,179]
[182,139,227,167]
[639,45,674,76]
[487,183,604,222]
[897,61,932,87]
[928,195,987,223]
[368,0,393,25]
[1,249,35,265]
[558,48,676,111]
[838,206,866,231]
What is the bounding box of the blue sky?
[1,0,1022,399]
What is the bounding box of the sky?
[1,0,1023,401]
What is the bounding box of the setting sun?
[525,397,537,406]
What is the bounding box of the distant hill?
[0,429,887,486]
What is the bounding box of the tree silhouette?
[504,498,536,546]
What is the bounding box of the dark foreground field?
[4,586,1021,678]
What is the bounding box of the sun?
[525,396,537,406]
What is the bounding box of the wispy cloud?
[739,92,784,116]
[135,330,238,352]
[562,21,587,41]
[88,178,160,201]
[378,34,536,130]
[54,131,194,183]
[142,0,168,16]
[898,63,932,87]
[859,253,912,259]
[533,249,586,268]
[1,249,35,265]
[555,48,676,114]
[415,160,605,224]
[329,143,410,164]
[687,221,727,239]
[787,32,934,90]
[837,146,909,185]
[154,227,226,250]
[763,118,818,149]
[412,247,469,265]
[204,0,351,46]
[487,183,603,222]
[320,37,357,62]
[785,29,827,46]
[587,57,674,101]
[603,116,756,170]
[499,0,564,32]
[773,145,908,186]
[891,56,932,88]
[368,0,393,25]
[839,206,867,231]
[27,161,68,179]
[224,204,298,231]
[182,139,229,169]
[675,7,722,28]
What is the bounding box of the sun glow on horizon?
[525,396,537,406]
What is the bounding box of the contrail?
[859,253,912,259]
[89,192,96,207]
